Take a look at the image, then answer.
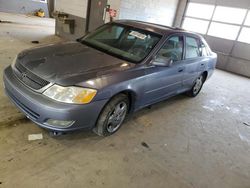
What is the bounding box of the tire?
[186,74,205,97]
[93,94,129,136]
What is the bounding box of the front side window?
[81,24,161,63]
[185,36,200,59]
[157,36,184,62]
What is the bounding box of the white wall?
[55,0,88,18]
[119,0,179,26]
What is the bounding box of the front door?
[143,35,185,105]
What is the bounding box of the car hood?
[17,41,135,86]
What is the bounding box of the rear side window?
[185,36,200,59]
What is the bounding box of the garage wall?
[54,0,88,40]
[119,0,179,26]
[55,0,88,18]
[0,0,49,17]
[175,0,250,77]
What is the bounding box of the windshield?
[81,23,161,63]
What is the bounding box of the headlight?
[43,84,97,104]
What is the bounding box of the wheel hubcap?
[107,102,127,133]
[193,76,203,94]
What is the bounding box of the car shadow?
[129,94,189,120]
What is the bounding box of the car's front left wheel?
[93,94,129,136]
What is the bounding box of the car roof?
[114,20,202,38]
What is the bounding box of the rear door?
[182,35,207,90]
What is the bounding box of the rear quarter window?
[200,42,209,56]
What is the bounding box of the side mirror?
[151,56,173,67]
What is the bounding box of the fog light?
[45,119,75,128]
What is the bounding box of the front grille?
[14,60,49,90]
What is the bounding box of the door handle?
[178,68,184,72]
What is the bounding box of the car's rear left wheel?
[93,94,129,136]
[186,74,205,97]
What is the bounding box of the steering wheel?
[163,51,179,62]
[129,45,147,57]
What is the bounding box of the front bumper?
[3,66,108,132]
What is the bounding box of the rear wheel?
[186,74,205,97]
[93,94,129,136]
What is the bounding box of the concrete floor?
[0,13,250,188]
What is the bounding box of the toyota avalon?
[3,20,217,136]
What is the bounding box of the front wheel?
[186,74,205,97]
[93,94,129,136]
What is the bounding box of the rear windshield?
[80,23,161,63]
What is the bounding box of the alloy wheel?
[193,76,203,95]
[107,101,127,133]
